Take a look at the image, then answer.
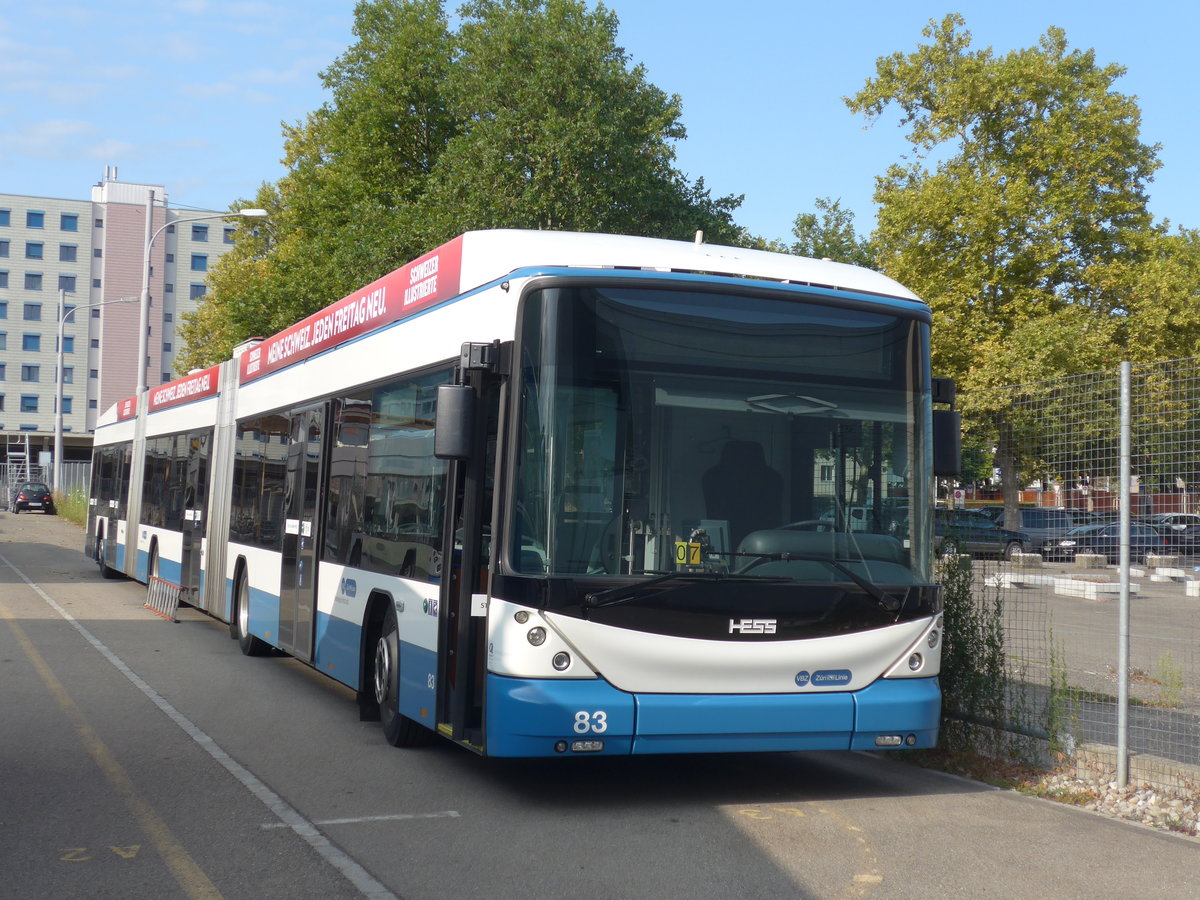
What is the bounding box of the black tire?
[233,569,269,656]
[1003,541,1022,561]
[374,603,430,747]
[98,536,120,579]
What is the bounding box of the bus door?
[437,343,504,750]
[279,404,327,662]
[179,430,210,605]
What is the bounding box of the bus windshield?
[509,283,934,589]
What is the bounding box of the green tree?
[789,197,874,268]
[846,14,1160,393]
[847,15,1162,516]
[180,0,742,368]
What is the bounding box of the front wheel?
[374,604,430,747]
[1003,541,1023,561]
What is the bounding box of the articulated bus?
[87,229,954,757]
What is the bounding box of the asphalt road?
[1,510,1197,899]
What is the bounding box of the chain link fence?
[951,358,1200,797]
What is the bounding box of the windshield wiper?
[585,571,790,609]
[736,552,904,615]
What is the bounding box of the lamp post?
[54,291,138,492]
[136,204,268,396]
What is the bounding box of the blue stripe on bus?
[398,641,437,731]
[313,612,362,691]
[247,585,279,643]
[485,674,941,757]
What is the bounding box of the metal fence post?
[1117,361,1131,787]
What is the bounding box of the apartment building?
[0,171,242,467]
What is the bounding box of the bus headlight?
[527,627,547,646]
[552,651,571,670]
[927,629,940,648]
[908,653,923,671]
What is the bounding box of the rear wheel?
[374,603,430,747]
[1003,541,1022,561]
[98,536,120,579]
[233,569,269,656]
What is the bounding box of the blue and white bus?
[87,229,953,757]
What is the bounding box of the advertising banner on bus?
[148,365,221,413]
[239,236,464,384]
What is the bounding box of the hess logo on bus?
[729,618,777,635]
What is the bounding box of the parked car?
[1140,513,1200,532]
[10,481,56,515]
[979,506,1077,546]
[1039,522,1169,563]
[935,509,1030,560]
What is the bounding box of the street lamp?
[54,290,138,492]
[136,204,269,396]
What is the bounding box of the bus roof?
[100,229,925,422]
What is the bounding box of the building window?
[95,218,103,228]
[62,366,74,384]
[62,336,74,353]
[93,248,103,258]
[165,283,174,293]
[0,363,5,379]
[164,312,173,322]
[191,254,207,272]
[23,302,42,320]
[21,365,40,382]
[0,395,4,410]
[0,271,7,289]
[0,239,9,257]
[90,339,99,348]
[0,301,7,318]
[91,308,100,318]
[26,241,43,259]
[166,252,174,263]
[89,369,98,379]
[89,399,97,409]
[26,211,44,229]
[163,342,172,352]
[61,213,79,231]
[0,209,9,226]
[20,395,38,413]
[191,224,209,241]
[224,226,236,244]
[25,273,42,291]
[22,334,40,351]
[190,283,207,300]
[0,332,5,349]
[59,244,77,262]
[58,274,76,292]
[61,397,73,414]
[162,372,171,383]
[92,278,101,288]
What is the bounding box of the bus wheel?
[233,570,269,657]
[98,537,120,580]
[148,543,160,581]
[374,604,429,747]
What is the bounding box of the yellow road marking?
[0,597,223,899]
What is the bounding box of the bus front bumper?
[484,674,940,757]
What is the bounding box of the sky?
[2,0,1196,244]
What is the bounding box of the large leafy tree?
[846,14,1161,392]
[180,0,741,369]
[846,15,1163,518]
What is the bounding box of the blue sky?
[2,1,1195,243]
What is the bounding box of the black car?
[11,481,56,514]
[1040,522,1169,563]
[935,509,1030,560]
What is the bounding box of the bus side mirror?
[434,385,476,460]
[932,409,961,476]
